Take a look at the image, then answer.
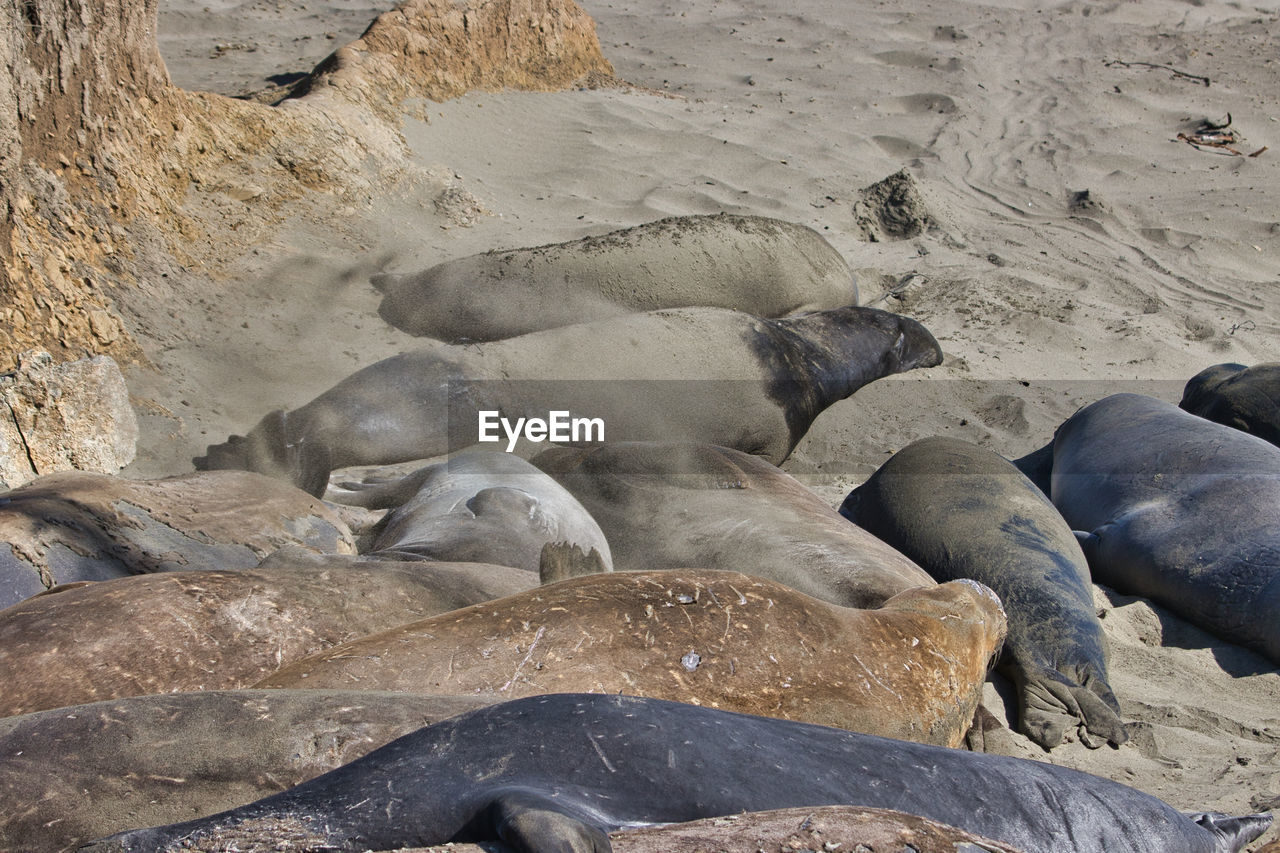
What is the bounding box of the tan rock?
[0,350,137,489]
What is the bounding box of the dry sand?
[115,0,1280,845]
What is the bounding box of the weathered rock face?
[0,0,614,370]
[0,469,356,608]
[0,350,138,489]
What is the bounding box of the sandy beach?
[50,0,1280,846]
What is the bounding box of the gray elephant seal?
[256,571,1005,749]
[0,470,354,609]
[0,690,491,853]
[1180,362,1280,446]
[839,436,1127,751]
[1043,393,1280,663]
[83,693,1271,853]
[372,213,858,342]
[330,449,612,573]
[532,442,935,609]
[195,305,942,497]
[0,549,535,717]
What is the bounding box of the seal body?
[533,442,935,609]
[83,693,1271,853]
[1180,362,1280,446]
[1047,393,1280,663]
[194,305,942,497]
[333,449,612,573]
[256,571,1006,748]
[0,690,491,852]
[372,213,858,341]
[0,549,536,717]
[840,436,1127,750]
[0,470,355,609]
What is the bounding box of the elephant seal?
[0,690,492,853]
[839,436,1127,751]
[0,470,354,609]
[256,571,1006,749]
[532,442,934,609]
[83,693,1272,853]
[1043,393,1280,663]
[372,213,858,342]
[0,549,536,717]
[194,305,942,497]
[412,806,1025,853]
[1180,363,1280,446]
[329,449,612,573]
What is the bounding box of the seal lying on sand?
[1180,362,1280,446]
[533,442,934,609]
[372,213,858,342]
[840,436,1127,751]
[412,806,1025,853]
[0,549,535,717]
[1037,393,1280,664]
[83,693,1272,853]
[256,571,1006,749]
[0,690,491,853]
[195,305,942,497]
[329,449,612,573]
[0,470,354,609]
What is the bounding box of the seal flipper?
[478,789,613,853]
[1014,662,1129,750]
[1185,810,1272,853]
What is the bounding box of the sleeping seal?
[840,436,1128,750]
[195,305,942,497]
[532,442,935,609]
[1180,362,1280,446]
[372,213,858,341]
[255,571,1006,749]
[1040,393,1280,663]
[82,693,1272,853]
[331,449,612,572]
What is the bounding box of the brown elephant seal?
[329,449,612,573]
[372,213,858,342]
[532,442,934,609]
[194,305,942,497]
[256,570,1004,749]
[410,806,1025,853]
[0,469,355,609]
[1180,362,1280,446]
[0,548,536,717]
[1030,393,1280,664]
[840,436,1128,751]
[0,690,492,853]
[83,693,1272,853]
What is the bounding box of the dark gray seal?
[0,470,355,609]
[1041,393,1280,664]
[839,436,1128,750]
[372,213,858,342]
[532,441,935,609]
[1180,362,1280,446]
[82,693,1272,853]
[329,449,612,573]
[194,305,942,497]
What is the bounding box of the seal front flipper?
[472,789,613,853]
